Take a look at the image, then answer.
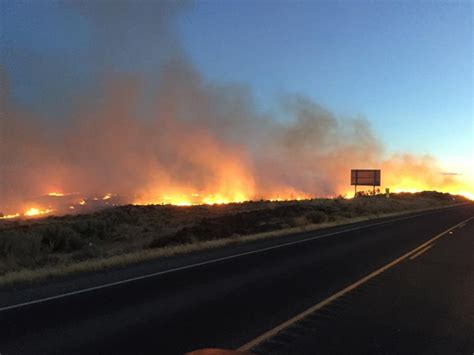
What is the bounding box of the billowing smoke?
[0,1,468,216]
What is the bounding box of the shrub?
[71,219,109,239]
[148,235,177,249]
[288,216,309,227]
[101,208,137,225]
[113,223,142,240]
[306,211,329,224]
[71,244,101,261]
[39,225,86,252]
[0,230,43,267]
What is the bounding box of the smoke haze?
[0,1,469,215]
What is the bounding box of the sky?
[177,0,473,176]
[1,0,473,179]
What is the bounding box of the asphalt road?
[1,204,473,354]
[247,206,474,354]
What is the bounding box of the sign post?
[351,169,381,197]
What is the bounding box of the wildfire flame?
[1,2,472,220]
[24,207,54,217]
[0,213,21,220]
[132,189,312,207]
[47,192,65,197]
[385,174,474,201]
[136,192,247,206]
[0,183,471,220]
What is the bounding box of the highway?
[1,204,473,354]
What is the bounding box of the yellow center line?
[237,215,474,352]
[409,244,433,260]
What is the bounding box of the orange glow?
[1,157,471,218]
[2,62,472,220]
[24,207,54,217]
[133,186,312,206]
[47,192,65,197]
[134,191,314,206]
[457,191,474,201]
[202,193,247,205]
[387,176,474,201]
[135,192,248,206]
[266,188,312,202]
[390,187,474,201]
[0,182,470,220]
[0,213,20,220]
[268,195,311,202]
[388,174,444,194]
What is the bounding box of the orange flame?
[47,192,65,197]
[0,213,20,220]
[24,207,54,217]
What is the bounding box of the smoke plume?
[0,1,469,215]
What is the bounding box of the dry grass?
[0,196,466,286]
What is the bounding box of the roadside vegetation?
[0,191,469,284]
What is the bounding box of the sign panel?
[351,169,381,186]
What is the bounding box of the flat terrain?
[0,191,467,283]
[1,203,472,354]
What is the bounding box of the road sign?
[351,169,381,196]
[351,169,381,186]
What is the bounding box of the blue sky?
[177,1,473,174]
[2,0,473,177]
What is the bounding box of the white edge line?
[0,205,470,312]
[236,215,474,352]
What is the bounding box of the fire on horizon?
[1,173,472,220]
[1,1,472,219]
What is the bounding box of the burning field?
[0,191,469,284]
[1,2,473,281]
[1,68,472,220]
[1,2,473,220]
